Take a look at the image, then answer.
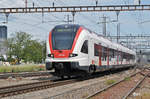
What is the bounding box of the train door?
[118,51,122,65]
[107,48,109,66]
[98,44,102,66]
[88,37,94,66]
[97,44,102,66]
[94,43,102,66]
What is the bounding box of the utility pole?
[117,23,120,43]
[67,15,70,24]
[97,15,109,37]
[134,0,141,5]
[64,14,72,24]
[116,11,120,43]
[98,13,120,37]
[72,11,76,24]
[42,12,44,23]
[4,13,9,23]
[25,0,27,12]
[52,2,55,7]
[116,11,120,21]
[102,15,107,37]
[33,2,35,8]
[96,0,98,6]
[25,0,27,8]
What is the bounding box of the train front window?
[52,25,80,50]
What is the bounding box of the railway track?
[87,67,150,99]
[122,69,150,99]
[0,71,52,79]
[0,78,77,98]
[0,67,134,98]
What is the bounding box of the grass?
[124,77,131,81]
[106,79,116,85]
[0,64,45,73]
[135,93,150,99]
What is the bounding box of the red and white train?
[45,24,136,77]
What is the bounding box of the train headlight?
[48,54,54,58]
[69,53,78,57]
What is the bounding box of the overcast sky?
[0,0,150,41]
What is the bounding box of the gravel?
[91,73,143,99]
[2,69,138,99]
[0,75,53,87]
[127,73,150,99]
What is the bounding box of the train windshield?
[52,25,80,50]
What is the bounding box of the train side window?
[102,47,104,61]
[81,40,88,54]
[123,52,127,59]
[94,44,99,56]
[112,49,115,58]
[104,47,107,61]
[109,49,114,58]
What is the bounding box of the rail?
[86,67,149,99]
[0,79,77,98]
[0,71,51,79]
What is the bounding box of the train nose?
[55,63,64,69]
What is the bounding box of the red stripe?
[99,45,102,66]
[117,50,119,65]
[92,60,95,64]
[49,27,83,58]
[121,52,122,64]
[107,48,109,66]
[49,31,53,53]
[70,27,83,53]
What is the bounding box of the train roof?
[53,24,81,28]
[84,29,136,55]
[96,34,136,55]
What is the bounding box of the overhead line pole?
[25,0,28,8]
[102,15,107,37]
[0,5,150,13]
[117,23,120,43]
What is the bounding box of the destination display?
[55,28,76,32]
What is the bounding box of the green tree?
[23,40,44,63]
[6,32,46,64]
[41,41,46,63]
[6,32,31,63]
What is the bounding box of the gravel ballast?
[2,69,138,99]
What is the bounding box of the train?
[45,24,136,78]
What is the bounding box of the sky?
[0,0,150,41]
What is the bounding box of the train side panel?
[45,24,136,77]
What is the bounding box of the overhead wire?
[3,0,63,31]
[55,0,101,30]
[121,0,144,35]
[1,0,149,40]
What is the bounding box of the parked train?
[45,24,136,78]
